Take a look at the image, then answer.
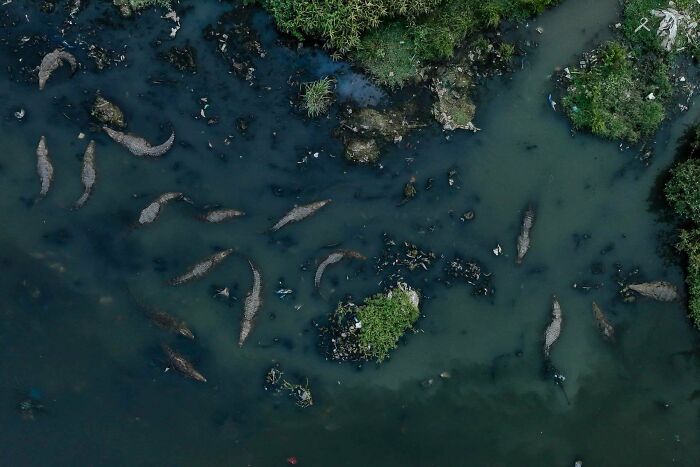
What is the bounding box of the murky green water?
[1,1,699,466]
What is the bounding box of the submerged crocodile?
[163,345,206,382]
[138,192,185,225]
[627,281,679,302]
[271,199,331,232]
[314,250,366,288]
[239,260,262,347]
[36,136,53,198]
[543,295,562,358]
[74,140,96,209]
[591,301,614,342]
[149,308,195,339]
[170,249,234,286]
[199,208,245,223]
[38,49,77,90]
[103,126,175,157]
[516,205,535,264]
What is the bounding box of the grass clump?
[324,283,421,362]
[302,77,334,117]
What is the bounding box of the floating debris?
[103,126,175,158]
[544,296,563,358]
[264,365,313,408]
[74,140,96,209]
[626,281,679,302]
[376,234,436,282]
[18,389,44,421]
[163,345,206,382]
[592,301,614,342]
[239,260,262,347]
[199,208,245,223]
[271,199,332,232]
[38,48,77,90]
[443,256,493,296]
[492,244,502,256]
[170,249,234,286]
[35,135,53,199]
[138,192,184,225]
[314,250,366,289]
[516,205,535,264]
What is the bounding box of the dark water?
[1,1,699,466]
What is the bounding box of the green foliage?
[666,159,700,223]
[352,285,420,362]
[259,0,442,52]
[561,41,668,143]
[353,22,421,88]
[302,77,333,117]
[260,0,559,86]
[678,229,700,327]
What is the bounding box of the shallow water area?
[1,1,700,466]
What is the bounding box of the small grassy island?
[561,0,700,143]
[324,283,421,363]
[665,126,700,327]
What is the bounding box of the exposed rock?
[340,105,423,163]
[431,66,477,131]
[91,95,125,129]
[344,137,379,164]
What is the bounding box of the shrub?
[666,159,700,223]
[678,228,700,327]
[561,41,667,143]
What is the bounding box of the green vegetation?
[326,284,420,362]
[562,41,668,143]
[665,126,700,328]
[666,159,700,224]
[677,228,700,327]
[302,77,334,117]
[256,0,558,87]
[562,0,700,143]
[354,285,420,362]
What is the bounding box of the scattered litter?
[492,244,502,256]
[14,108,25,119]
[547,94,557,111]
